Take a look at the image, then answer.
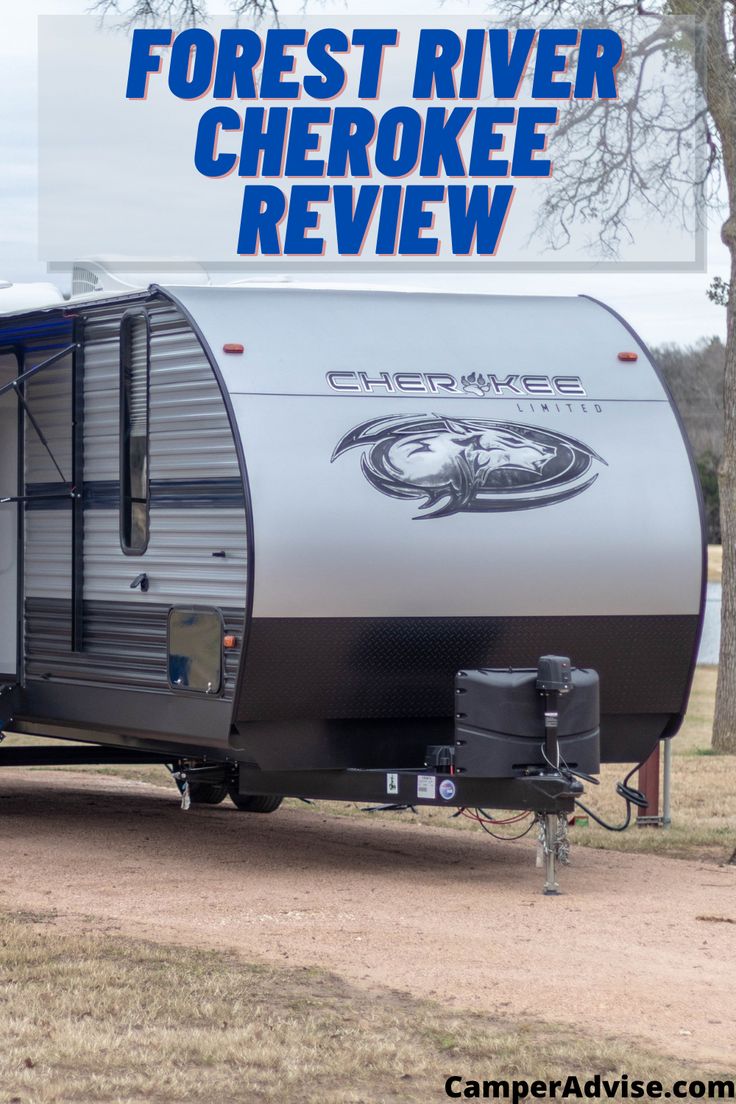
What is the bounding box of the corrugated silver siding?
[24,351,72,486]
[82,304,241,484]
[83,510,247,605]
[25,599,244,696]
[24,348,73,601]
[82,302,247,606]
[24,512,72,601]
[24,298,248,699]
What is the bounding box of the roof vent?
[70,256,211,296]
[72,265,102,296]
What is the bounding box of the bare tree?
[679,1,736,754]
[656,338,726,543]
[90,0,279,27]
[656,337,725,459]
[508,11,714,257]
[498,1,734,751]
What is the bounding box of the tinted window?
[120,311,150,554]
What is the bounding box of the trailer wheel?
[228,790,283,813]
[188,781,229,805]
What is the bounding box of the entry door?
[0,351,20,676]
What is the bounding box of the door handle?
[130,573,149,593]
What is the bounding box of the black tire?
[188,781,229,805]
[228,789,283,813]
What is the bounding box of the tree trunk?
[712,234,736,753]
[672,0,736,754]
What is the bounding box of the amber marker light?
[617,351,639,362]
[223,635,238,649]
[223,343,244,354]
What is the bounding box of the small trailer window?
[168,608,223,695]
[119,311,150,555]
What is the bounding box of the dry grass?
[708,544,722,583]
[571,665,735,861]
[0,911,729,1104]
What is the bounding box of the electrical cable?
[540,744,561,774]
[473,813,537,841]
[563,764,600,786]
[458,806,536,840]
[574,796,632,832]
[574,759,650,832]
[474,807,532,824]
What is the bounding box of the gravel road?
[1,770,734,1067]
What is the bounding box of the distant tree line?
[653,337,725,544]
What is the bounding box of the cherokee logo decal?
[331,415,606,519]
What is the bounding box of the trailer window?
[120,311,150,555]
[168,608,223,695]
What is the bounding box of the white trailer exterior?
[0,285,705,814]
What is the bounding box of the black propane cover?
[454,665,600,779]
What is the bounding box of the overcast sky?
[0,0,730,347]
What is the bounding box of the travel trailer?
[0,284,705,888]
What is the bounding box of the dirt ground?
[0,770,734,1070]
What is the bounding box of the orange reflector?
[223,634,237,649]
[223,343,244,354]
[617,351,638,362]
